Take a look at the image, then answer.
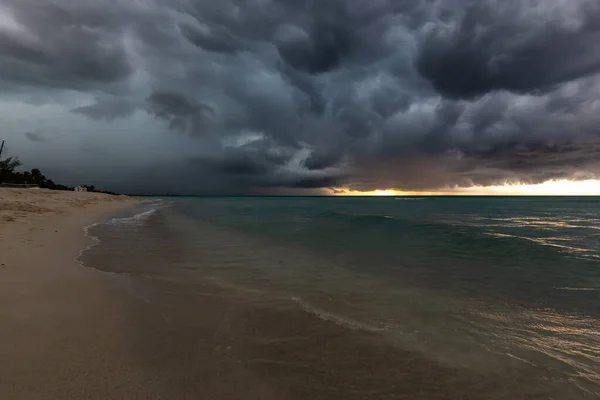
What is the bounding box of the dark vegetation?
[0,156,117,195]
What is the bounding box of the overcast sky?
[1,0,600,194]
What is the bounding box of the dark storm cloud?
[195,137,292,176]
[276,19,355,74]
[303,149,343,171]
[72,100,137,121]
[147,91,214,135]
[24,131,45,142]
[0,0,132,91]
[464,141,600,184]
[187,135,344,190]
[417,1,600,98]
[3,0,600,193]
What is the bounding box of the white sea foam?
[75,222,109,272]
[505,352,538,367]
[291,296,385,333]
[74,205,161,274]
[109,208,157,225]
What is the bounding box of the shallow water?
[80,197,600,398]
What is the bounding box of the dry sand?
[0,188,154,399]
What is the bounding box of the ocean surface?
[80,196,600,399]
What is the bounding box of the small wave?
[484,232,600,260]
[75,204,161,274]
[316,211,398,224]
[109,208,157,225]
[75,222,125,276]
[291,296,385,333]
[554,287,598,291]
[79,222,101,256]
[505,352,538,366]
[395,197,427,201]
[484,216,600,231]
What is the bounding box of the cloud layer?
[2,0,600,193]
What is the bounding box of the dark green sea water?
[81,196,600,399]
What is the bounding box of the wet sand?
[79,208,589,400]
[107,273,585,400]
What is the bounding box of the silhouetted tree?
[0,157,22,172]
[0,156,23,183]
[0,154,108,193]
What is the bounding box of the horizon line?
[127,194,600,197]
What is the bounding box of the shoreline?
[0,189,156,399]
[2,189,596,399]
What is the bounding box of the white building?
[74,186,87,192]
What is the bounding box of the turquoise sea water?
[81,196,600,398]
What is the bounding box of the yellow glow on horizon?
[476,179,600,195]
[334,188,455,196]
[331,179,600,196]
[372,189,398,196]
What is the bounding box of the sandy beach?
[0,188,150,399]
[2,190,595,399]
[0,189,292,399]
